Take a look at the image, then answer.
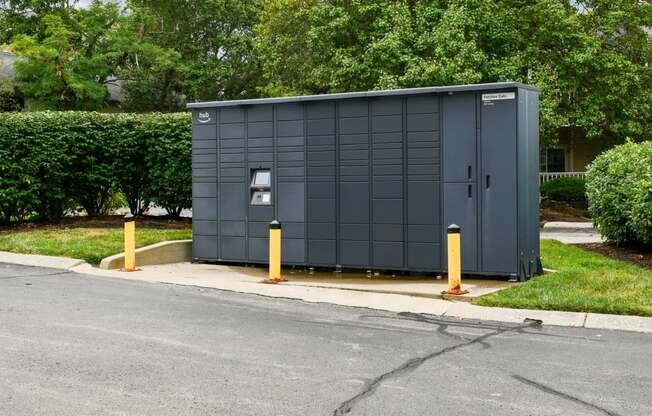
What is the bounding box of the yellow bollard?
[442,224,468,295]
[262,220,286,283]
[123,213,136,272]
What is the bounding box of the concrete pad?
[220,265,512,300]
[99,240,192,270]
[543,221,594,229]
[585,313,652,334]
[0,251,85,270]
[72,262,451,316]
[444,302,587,327]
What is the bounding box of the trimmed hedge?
[540,177,587,204]
[0,111,191,222]
[586,141,652,246]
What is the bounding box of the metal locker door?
[442,93,478,272]
[442,94,477,183]
[480,92,518,274]
[442,183,478,272]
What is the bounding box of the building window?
[540,148,566,172]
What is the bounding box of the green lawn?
[0,228,192,264]
[475,239,652,316]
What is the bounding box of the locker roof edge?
[187,82,538,109]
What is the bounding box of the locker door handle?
[468,184,472,198]
[467,165,472,180]
[486,175,491,189]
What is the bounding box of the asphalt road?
[1,263,651,416]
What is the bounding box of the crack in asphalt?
[0,270,70,280]
[332,315,542,415]
[511,374,623,416]
[361,312,603,343]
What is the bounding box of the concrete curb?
[542,221,594,230]
[0,251,87,270]
[99,240,192,270]
[2,251,650,334]
[69,262,652,334]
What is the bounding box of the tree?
[0,0,78,44]
[9,0,180,111]
[126,0,262,109]
[255,0,651,146]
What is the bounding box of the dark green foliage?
[143,114,192,218]
[255,0,651,147]
[0,111,192,222]
[0,80,23,111]
[586,142,652,246]
[540,177,587,204]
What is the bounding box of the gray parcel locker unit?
[188,82,541,281]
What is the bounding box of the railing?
[540,171,586,185]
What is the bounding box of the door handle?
[468,184,472,198]
[467,165,472,180]
[486,175,491,189]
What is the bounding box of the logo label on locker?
[197,111,212,123]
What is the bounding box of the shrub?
[586,141,652,246]
[0,111,192,222]
[143,113,192,217]
[540,177,587,203]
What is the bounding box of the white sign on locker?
[481,92,516,101]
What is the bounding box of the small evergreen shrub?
[586,141,652,246]
[540,177,587,203]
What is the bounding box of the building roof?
[0,52,16,81]
[187,82,537,109]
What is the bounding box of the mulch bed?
[540,200,590,223]
[0,215,192,232]
[577,242,652,271]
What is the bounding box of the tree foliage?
[9,1,180,110]
[255,0,651,146]
[1,0,649,147]
[125,0,262,109]
[3,0,262,111]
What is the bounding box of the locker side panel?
[192,109,218,260]
[481,91,518,274]
[528,91,541,273]
[518,88,541,278]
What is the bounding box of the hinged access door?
[442,93,478,272]
[480,91,518,274]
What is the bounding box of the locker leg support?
[262,220,286,284]
[442,224,468,295]
[122,214,137,272]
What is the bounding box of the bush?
[0,111,191,222]
[143,113,192,218]
[540,177,587,203]
[586,141,652,246]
